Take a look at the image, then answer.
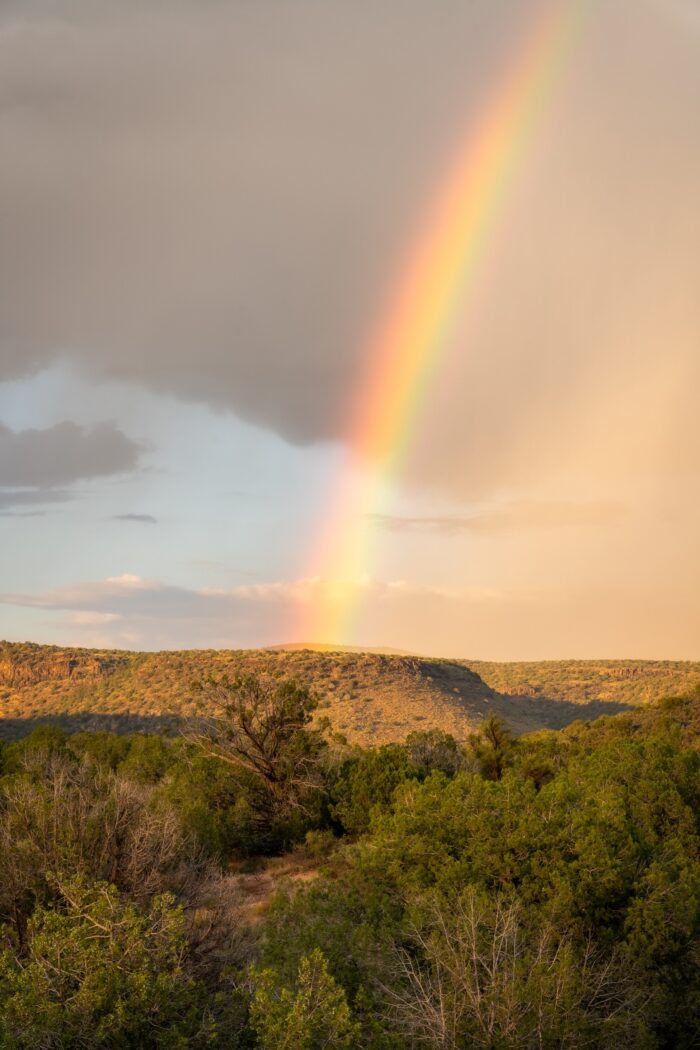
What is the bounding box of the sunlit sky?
[1,0,698,658]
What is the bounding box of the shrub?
[0,876,207,1048]
[248,948,359,1050]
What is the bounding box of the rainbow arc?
[298,0,585,645]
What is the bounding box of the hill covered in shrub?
[3,641,698,744]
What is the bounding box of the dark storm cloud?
[0,0,698,500]
[0,421,144,488]
[0,0,498,442]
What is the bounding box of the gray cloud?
[0,419,146,512]
[0,421,144,488]
[112,513,158,524]
[0,0,697,507]
[371,501,626,536]
[1,0,487,441]
[0,487,75,511]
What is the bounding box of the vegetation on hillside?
[3,640,697,744]
[0,671,699,1047]
[466,658,700,705]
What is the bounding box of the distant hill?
[464,659,700,707]
[267,642,416,656]
[1,640,698,744]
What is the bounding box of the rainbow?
[298,0,585,645]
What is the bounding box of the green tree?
[118,734,173,784]
[404,729,464,777]
[69,731,132,772]
[331,744,414,836]
[249,948,359,1050]
[0,876,207,1048]
[189,674,327,824]
[468,714,514,780]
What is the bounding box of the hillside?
[2,641,698,744]
[465,659,700,706]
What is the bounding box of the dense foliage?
[0,677,699,1047]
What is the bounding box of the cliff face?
[0,644,124,687]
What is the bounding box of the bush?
[248,949,359,1050]
[331,744,416,836]
[0,876,207,1048]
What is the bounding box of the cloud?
[0,487,75,512]
[0,2,697,663]
[0,0,696,505]
[66,611,122,626]
[0,573,300,617]
[2,568,698,659]
[112,513,158,524]
[371,501,626,536]
[0,420,146,510]
[0,572,505,649]
[0,574,467,613]
[0,421,144,488]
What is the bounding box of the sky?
[0,0,698,659]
